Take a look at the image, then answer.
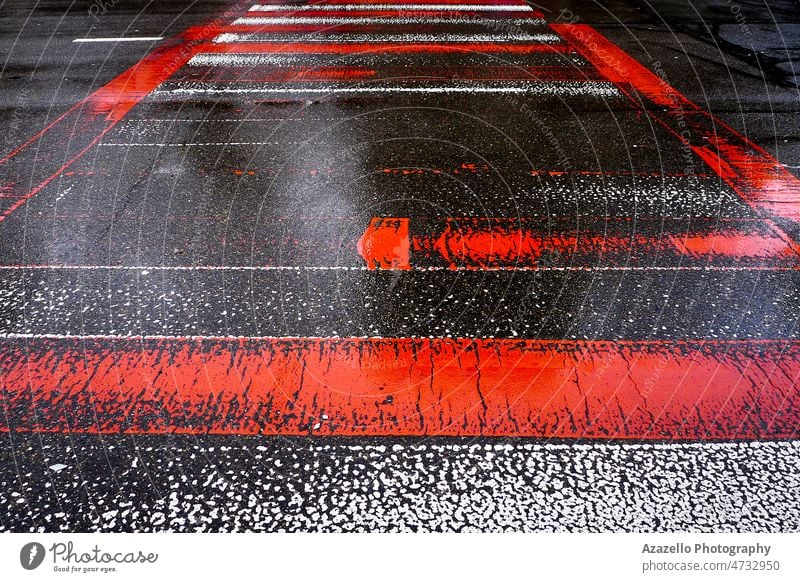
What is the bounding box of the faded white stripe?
[0,332,370,341]
[5,438,797,532]
[1,265,794,273]
[187,52,580,68]
[249,4,534,12]
[152,81,620,97]
[212,32,562,43]
[233,16,546,25]
[73,36,163,43]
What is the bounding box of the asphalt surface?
[1,0,799,531]
[3,435,799,531]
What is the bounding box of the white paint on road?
[0,264,793,273]
[152,80,620,97]
[233,16,546,26]
[4,439,798,531]
[72,37,164,43]
[249,4,536,12]
[212,32,562,43]
[187,51,582,68]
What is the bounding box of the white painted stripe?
[151,81,620,97]
[213,32,561,43]
[1,265,795,273]
[12,439,797,532]
[73,36,164,43]
[187,52,583,68]
[249,4,534,12]
[233,16,546,25]
[126,117,352,122]
[0,332,375,341]
[98,142,286,146]
[1,265,364,271]
[97,141,290,148]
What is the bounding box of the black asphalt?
[1,0,799,532]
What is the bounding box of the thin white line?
[98,142,285,146]
[126,118,348,122]
[0,332,372,341]
[73,36,164,43]
[0,265,364,271]
[0,265,796,273]
[233,16,546,25]
[0,333,796,343]
[249,4,535,12]
[213,32,561,43]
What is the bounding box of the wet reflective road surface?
[1,0,799,531]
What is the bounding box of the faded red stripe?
[1,337,798,438]
[0,21,235,221]
[552,24,800,227]
[357,217,800,269]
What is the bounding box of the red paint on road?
[358,217,411,269]
[1,337,797,438]
[553,24,800,227]
[0,16,240,221]
[358,216,800,269]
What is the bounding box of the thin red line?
[0,16,242,221]
[2,337,797,438]
[0,125,123,221]
[0,103,83,166]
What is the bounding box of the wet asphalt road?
[1,0,799,531]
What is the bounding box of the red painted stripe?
[1,337,797,438]
[200,41,575,55]
[357,217,800,269]
[358,217,412,269]
[0,17,239,221]
[552,24,800,228]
